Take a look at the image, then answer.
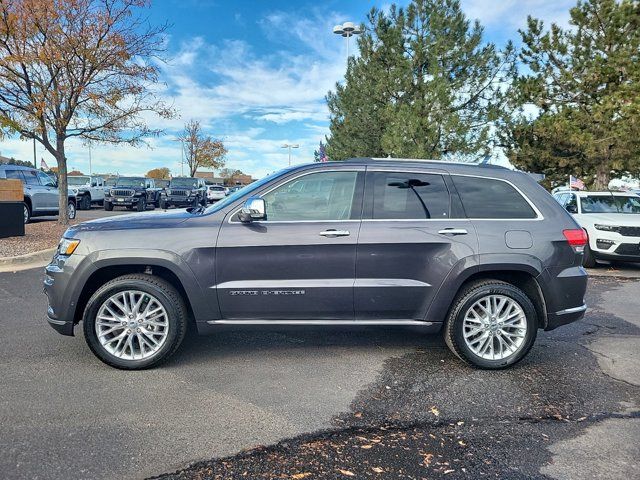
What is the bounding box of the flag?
[570,175,585,190]
[40,158,49,170]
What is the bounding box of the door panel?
[215,169,364,320]
[355,170,478,320]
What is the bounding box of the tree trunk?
[594,163,611,191]
[56,139,69,225]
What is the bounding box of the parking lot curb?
[585,268,640,279]
[0,248,55,272]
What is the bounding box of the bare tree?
[0,0,173,223]
[180,119,226,177]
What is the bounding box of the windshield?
[171,178,198,188]
[203,167,293,215]
[580,195,640,214]
[68,176,89,185]
[210,186,224,191]
[115,177,146,188]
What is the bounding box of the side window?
[5,170,25,183]
[565,194,578,213]
[369,172,450,219]
[555,193,568,205]
[22,170,40,185]
[452,176,537,219]
[261,171,359,221]
[37,171,55,187]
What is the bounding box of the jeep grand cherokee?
[43,159,588,370]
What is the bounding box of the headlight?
[58,238,80,256]
[595,224,619,232]
[72,188,79,195]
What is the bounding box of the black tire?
[104,201,113,211]
[148,201,156,210]
[200,196,207,207]
[80,195,91,210]
[583,242,597,268]
[67,200,77,220]
[136,198,146,212]
[192,196,199,208]
[160,199,168,209]
[23,201,31,224]
[82,274,188,370]
[444,280,538,369]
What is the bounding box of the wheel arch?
[427,261,547,329]
[71,254,212,329]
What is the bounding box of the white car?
[207,185,226,203]
[67,175,106,210]
[553,191,640,267]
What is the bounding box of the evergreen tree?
[503,0,640,189]
[326,0,515,160]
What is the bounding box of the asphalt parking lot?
[0,268,638,479]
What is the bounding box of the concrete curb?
[586,267,640,279]
[0,248,55,272]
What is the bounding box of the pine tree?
[326,0,515,161]
[503,0,640,189]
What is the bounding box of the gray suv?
[43,159,588,370]
[0,165,77,223]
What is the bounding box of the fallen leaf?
[361,444,373,449]
[430,406,440,416]
[292,474,312,479]
[338,469,356,477]
[444,469,455,474]
[354,412,363,418]
[372,467,384,473]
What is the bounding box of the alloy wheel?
[95,290,169,360]
[462,294,527,361]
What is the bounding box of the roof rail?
[342,157,507,169]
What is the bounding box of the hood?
[576,213,640,226]
[68,209,194,232]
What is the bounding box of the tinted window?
[369,172,450,219]
[37,171,56,187]
[453,176,537,219]
[22,170,40,185]
[580,195,640,214]
[262,171,359,221]
[565,194,578,212]
[4,170,24,182]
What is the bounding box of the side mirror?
[239,197,266,223]
[566,204,578,214]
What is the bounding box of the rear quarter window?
[453,175,537,219]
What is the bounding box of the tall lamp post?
[281,143,299,166]
[332,21,362,61]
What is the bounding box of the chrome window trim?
[227,168,544,224]
[228,168,364,224]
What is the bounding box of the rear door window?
[367,172,450,219]
[4,170,25,183]
[452,176,537,219]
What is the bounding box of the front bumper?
[164,195,193,206]
[590,230,640,262]
[106,196,140,206]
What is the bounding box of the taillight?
[563,229,587,252]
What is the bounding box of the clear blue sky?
[0,0,573,178]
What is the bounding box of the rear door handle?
[438,228,468,236]
[319,229,350,237]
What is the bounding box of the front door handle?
[438,228,468,236]
[319,229,350,237]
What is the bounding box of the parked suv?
[67,175,105,210]
[553,190,640,267]
[44,159,588,370]
[159,177,207,209]
[0,165,77,223]
[104,177,160,211]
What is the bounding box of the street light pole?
[332,21,362,63]
[281,144,299,166]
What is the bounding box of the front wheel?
[136,198,146,212]
[80,195,91,210]
[82,274,188,369]
[23,202,31,224]
[67,200,77,220]
[104,201,113,211]
[444,280,537,369]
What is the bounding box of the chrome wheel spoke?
[463,294,527,361]
[95,290,169,361]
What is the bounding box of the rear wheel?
[23,202,31,224]
[82,274,188,369]
[444,280,537,369]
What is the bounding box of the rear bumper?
[537,265,588,330]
